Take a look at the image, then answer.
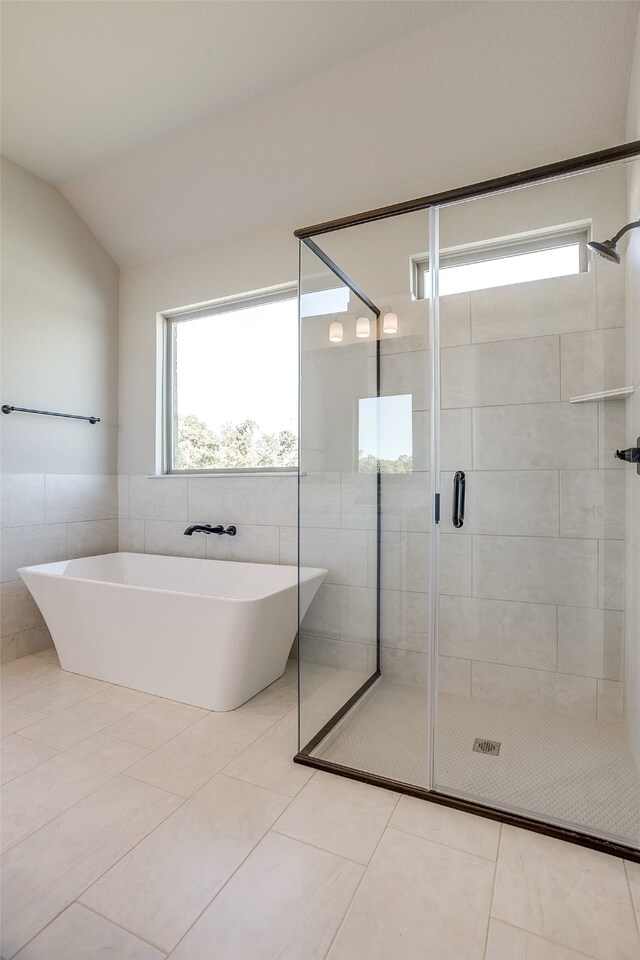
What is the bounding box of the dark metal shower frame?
[294,140,640,863]
[295,140,640,238]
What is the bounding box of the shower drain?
[473,738,501,756]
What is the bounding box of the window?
[358,395,413,474]
[163,287,298,473]
[413,225,588,299]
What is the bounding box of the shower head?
[586,238,621,264]
[587,218,640,265]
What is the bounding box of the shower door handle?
[452,471,466,528]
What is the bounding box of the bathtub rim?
[18,552,328,605]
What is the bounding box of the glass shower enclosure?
[296,143,640,858]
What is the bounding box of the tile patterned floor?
[316,679,640,843]
[1,650,639,960]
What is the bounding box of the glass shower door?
[297,239,380,752]
[297,210,432,779]
[433,161,640,847]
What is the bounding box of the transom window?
[413,225,589,299]
[162,287,297,473]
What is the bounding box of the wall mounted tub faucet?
[184,524,237,536]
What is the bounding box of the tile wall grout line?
[43,474,49,526]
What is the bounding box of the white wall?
[1,157,119,662]
[1,157,119,474]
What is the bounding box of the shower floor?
[311,677,640,845]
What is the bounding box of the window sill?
[146,471,299,479]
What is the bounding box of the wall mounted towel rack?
[1,405,100,424]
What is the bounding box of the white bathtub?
[18,553,326,711]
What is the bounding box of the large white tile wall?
[295,260,630,713]
[1,475,118,662]
[438,264,628,719]
[119,474,296,563]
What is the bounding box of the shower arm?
[611,219,640,244]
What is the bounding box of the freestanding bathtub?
[18,553,326,711]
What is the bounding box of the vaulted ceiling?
[2,1,638,265]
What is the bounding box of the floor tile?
[126,710,272,797]
[492,826,639,960]
[14,904,165,960]
[274,770,398,864]
[389,794,501,860]
[238,669,299,721]
[329,827,495,959]
[300,662,340,690]
[1,733,148,853]
[0,734,58,784]
[223,704,323,797]
[1,658,62,702]
[239,662,345,722]
[18,686,156,751]
[33,648,60,665]
[1,774,181,958]
[222,735,315,797]
[3,654,636,960]
[256,706,299,750]
[104,698,208,749]
[486,919,598,959]
[1,702,46,738]
[625,860,640,924]
[301,669,371,716]
[81,774,289,953]
[15,673,112,714]
[169,831,363,960]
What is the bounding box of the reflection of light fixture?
[356,316,370,338]
[383,312,398,334]
[329,320,343,343]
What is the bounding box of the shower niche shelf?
[569,386,634,403]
